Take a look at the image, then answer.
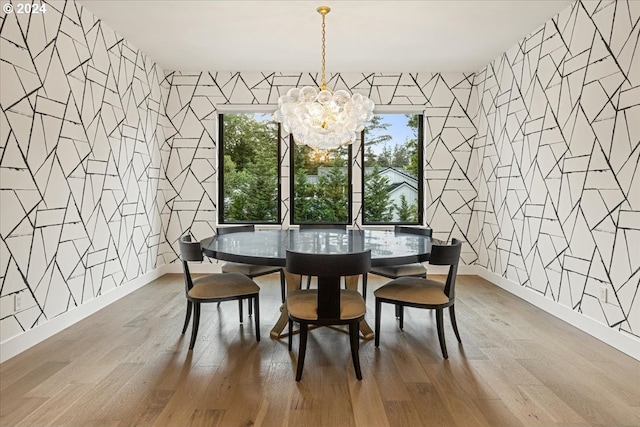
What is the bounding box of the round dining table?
[200,228,433,339]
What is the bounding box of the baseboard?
[426,264,477,275]
[0,266,169,363]
[476,266,640,361]
[163,262,223,274]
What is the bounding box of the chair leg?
[399,305,404,330]
[288,319,293,351]
[295,323,308,381]
[449,304,461,343]
[248,295,253,316]
[254,295,260,342]
[238,299,243,323]
[362,274,368,303]
[374,298,382,347]
[395,304,401,318]
[436,308,448,359]
[181,301,192,334]
[349,322,362,380]
[280,269,286,303]
[306,276,312,289]
[189,303,201,350]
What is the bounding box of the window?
[218,113,280,224]
[362,114,423,224]
[290,142,352,224]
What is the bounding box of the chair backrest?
[216,224,255,235]
[179,234,203,292]
[179,234,203,262]
[394,225,433,237]
[299,224,347,230]
[428,238,462,299]
[286,250,371,319]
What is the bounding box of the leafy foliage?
[293,146,349,223]
[363,114,421,223]
[221,112,421,224]
[222,114,279,222]
[364,164,394,222]
[395,194,418,222]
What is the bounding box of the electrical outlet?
[14,293,24,311]
[598,285,607,303]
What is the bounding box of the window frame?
[289,136,353,226]
[361,113,424,226]
[217,112,282,225]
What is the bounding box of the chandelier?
[273,6,375,151]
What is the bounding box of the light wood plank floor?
[1,273,639,427]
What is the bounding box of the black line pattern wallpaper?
[159,71,480,267]
[0,0,637,345]
[471,0,639,338]
[0,1,167,339]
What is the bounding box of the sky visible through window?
[368,114,416,154]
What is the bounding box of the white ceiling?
[79,0,575,73]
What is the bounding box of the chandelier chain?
[273,5,375,150]
[321,11,326,89]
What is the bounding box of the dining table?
[200,228,433,339]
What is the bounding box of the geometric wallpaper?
[470,0,639,338]
[0,1,167,341]
[1,0,638,346]
[159,71,480,266]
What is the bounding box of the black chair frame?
[286,249,371,381]
[217,225,287,305]
[362,226,432,304]
[298,224,348,290]
[374,238,461,359]
[180,235,260,349]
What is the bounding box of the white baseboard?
[0,266,169,363]
[426,264,477,275]
[476,266,640,361]
[164,262,223,274]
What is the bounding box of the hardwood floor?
[1,273,638,426]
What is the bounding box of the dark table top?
[200,229,432,268]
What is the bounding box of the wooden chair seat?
[373,277,449,306]
[188,273,260,300]
[287,289,365,321]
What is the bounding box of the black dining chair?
[298,224,347,289]
[179,235,260,349]
[374,238,462,358]
[285,249,371,381]
[362,226,432,303]
[217,225,287,305]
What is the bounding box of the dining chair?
[298,224,348,289]
[217,225,287,305]
[179,235,260,349]
[285,249,371,381]
[362,226,432,304]
[374,238,462,359]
